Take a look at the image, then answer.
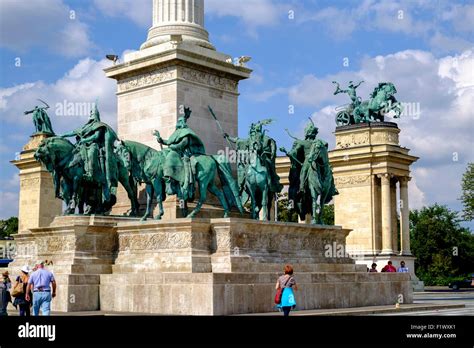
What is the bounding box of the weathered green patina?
[334,81,403,126]
[225,119,283,220]
[24,100,55,135]
[280,119,338,224]
[34,105,139,216]
[115,140,167,221]
[154,107,243,218]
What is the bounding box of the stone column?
[400,177,412,255]
[142,0,214,50]
[378,173,393,254]
[391,177,399,253]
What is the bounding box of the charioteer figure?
[333,80,364,108]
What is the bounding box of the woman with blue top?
[275,264,298,316]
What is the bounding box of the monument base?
[9,215,139,312]
[351,255,424,292]
[10,216,413,314]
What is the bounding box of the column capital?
[377,173,392,182]
[399,176,412,185]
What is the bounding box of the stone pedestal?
[10,217,413,314]
[8,215,138,312]
[328,122,423,291]
[100,218,413,314]
[10,133,62,234]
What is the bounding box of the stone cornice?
[105,45,251,82]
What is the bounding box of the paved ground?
[6,287,473,316]
[374,287,474,316]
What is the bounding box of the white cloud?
[252,87,287,102]
[0,84,35,109]
[0,56,119,220]
[92,0,152,28]
[282,49,474,209]
[0,57,118,136]
[407,176,426,209]
[0,191,19,219]
[0,0,94,57]
[207,0,284,34]
[296,0,473,51]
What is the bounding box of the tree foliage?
[410,204,474,285]
[276,192,335,225]
[0,217,18,238]
[460,162,474,221]
[276,192,298,223]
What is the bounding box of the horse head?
[34,137,74,172]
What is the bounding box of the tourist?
[397,261,409,273]
[369,263,378,272]
[381,261,397,272]
[12,265,32,316]
[26,261,56,316]
[2,271,11,290]
[275,264,298,316]
[0,271,12,316]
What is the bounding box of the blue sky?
[0,0,473,226]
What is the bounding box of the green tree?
[410,204,474,285]
[275,193,335,225]
[460,162,474,221]
[276,192,298,223]
[0,217,18,238]
[321,204,335,225]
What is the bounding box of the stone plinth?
[9,215,139,312]
[100,218,412,315]
[10,216,413,314]
[100,270,412,315]
[11,133,62,234]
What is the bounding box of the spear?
[208,106,235,150]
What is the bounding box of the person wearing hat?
[0,270,12,316]
[12,265,32,316]
[26,260,56,316]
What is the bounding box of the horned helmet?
[304,118,319,139]
[176,107,192,129]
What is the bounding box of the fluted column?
[379,173,393,254]
[142,0,214,50]
[400,177,411,255]
[391,177,399,253]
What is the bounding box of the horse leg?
[141,183,154,221]
[127,174,140,216]
[261,185,269,221]
[318,200,325,225]
[311,186,319,224]
[120,171,139,217]
[152,178,164,220]
[247,184,257,220]
[208,182,230,218]
[187,180,207,218]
